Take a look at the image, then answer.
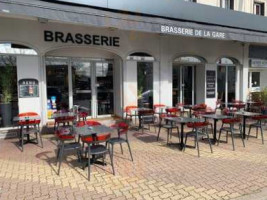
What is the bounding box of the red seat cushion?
[252,115,267,120]
[187,121,209,128]
[222,118,240,124]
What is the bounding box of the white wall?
[196,64,206,104]
[124,61,137,106]
[17,56,41,115]
[205,64,217,109]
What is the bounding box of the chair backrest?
[252,115,267,121]
[18,112,40,125]
[125,106,138,113]
[81,133,111,144]
[111,122,129,135]
[192,103,207,111]
[222,118,240,124]
[187,121,209,128]
[86,120,101,126]
[18,112,38,117]
[55,128,75,140]
[166,107,180,115]
[139,109,154,116]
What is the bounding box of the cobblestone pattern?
[0,121,267,200]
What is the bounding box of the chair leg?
[177,127,180,143]
[230,128,235,151]
[87,147,91,181]
[110,144,115,175]
[196,137,200,157]
[206,129,213,153]
[127,141,133,161]
[21,129,24,152]
[247,126,252,140]
[167,129,170,145]
[58,143,64,175]
[39,130,43,148]
[226,131,229,143]
[120,143,123,154]
[256,127,259,138]
[240,127,245,147]
[260,125,264,144]
[183,135,188,152]
[217,129,222,146]
[157,126,161,141]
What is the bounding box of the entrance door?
[217,65,236,105]
[46,57,114,119]
[173,65,194,106]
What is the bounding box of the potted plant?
[0,65,14,127]
[260,87,267,115]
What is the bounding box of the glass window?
[0,43,37,55]
[46,57,69,119]
[221,0,234,9]
[254,2,264,15]
[0,55,18,127]
[138,62,153,108]
[72,60,92,116]
[251,72,260,87]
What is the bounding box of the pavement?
[0,119,267,200]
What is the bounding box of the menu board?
[19,79,39,98]
[206,70,216,98]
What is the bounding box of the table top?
[74,125,113,136]
[234,111,261,117]
[52,112,75,118]
[202,114,231,120]
[164,117,203,124]
[13,115,41,122]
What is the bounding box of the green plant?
[0,65,14,103]
[260,87,267,106]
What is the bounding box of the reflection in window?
[0,43,37,55]
[174,56,203,64]
[46,57,69,119]
[0,55,18,127]
[138,62,153,108]
[127,52,155,61]
[251,72,260,87]
[72,60,91,116]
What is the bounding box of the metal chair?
[184,121,213,157]
[56,127,82,175]
[139,109,156,133]
[157,114,180,144]
[218,118,245,151]
[81,133,114,180]
[247,115,267,144]
[124,106,138,124]
[108,122,133,169]
[17,112,43,152]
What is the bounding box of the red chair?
[56,127,82,175]
[78,111,88,122]
[231,100,246,111]
[218,118,245,151]
[17,112,42,152]
[108,122,133,168]
[153,104,166,114]
[54,110,75,130]
[138,109,156,133]
[248,115,267,144]
[176,103,188,116]
[192,103,207,111]
[124,106,138,123]
[184,121,213,157]
[166,107,180,116]
[81,133,114,180]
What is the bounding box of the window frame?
[254,1,265,16]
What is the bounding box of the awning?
[1,0,267,44]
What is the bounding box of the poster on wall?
[19,79,39,98]
[206,70,216,98]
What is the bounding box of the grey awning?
[1,0,267,44]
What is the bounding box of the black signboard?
[19,79,39,98]
[206,70,216,98]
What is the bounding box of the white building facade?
[0,0,266,128]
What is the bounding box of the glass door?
[95,60,114,116]
[173,65,194,106]
[217,65,236,105]
[72,60,92,116]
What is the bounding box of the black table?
[164,117,203,150]
[183,105,193,117]
[234,111,261,139]
[202,114,232,143]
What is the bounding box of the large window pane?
[46,57,69,119]
[137,62,153,108]
[227,66,236,102]
[183,66,193,105]
[217,65,226,101]
[0,55,18,127]
[96,61,114,115]
[72,60,92,116]
[172,64,181,106]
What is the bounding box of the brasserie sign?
[161,25,227,40]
